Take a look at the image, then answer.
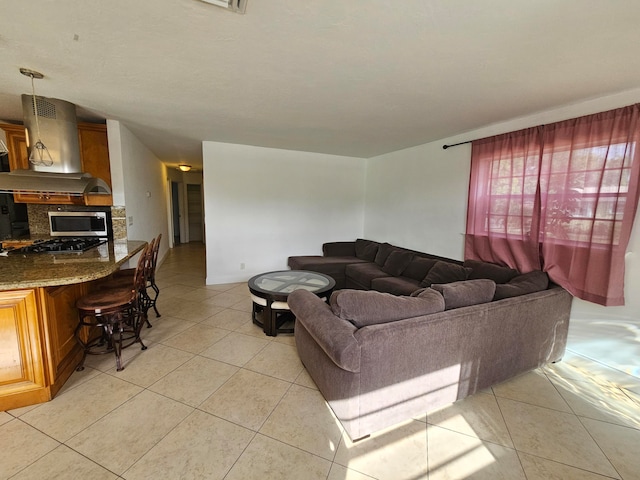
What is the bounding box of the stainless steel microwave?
[48,211,109,237]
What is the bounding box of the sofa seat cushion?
[421,261,472,287]
[381,250,414,276]
[431,279,496,310]
[493,270,549,300]
[329,289,445,327]
[464,259,519,284]
[355,239,380,261]
[345,262,390,289]
[371,276,422,296]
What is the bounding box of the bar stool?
[74,243,151,371]
[109,234,162,322]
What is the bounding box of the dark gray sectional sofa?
[287,239,573,440]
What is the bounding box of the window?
[466,104,640,306]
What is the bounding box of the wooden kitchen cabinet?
[0,122,113,206]
[0,289,50,410]
[0,282,99,411]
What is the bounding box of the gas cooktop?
[11,237,108,254]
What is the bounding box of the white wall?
[203,142,366,284]
[106,119,170,263]
[365,88,640,325]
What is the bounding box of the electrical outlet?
[240,262,245,270]
[128,216,133,226]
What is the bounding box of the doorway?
[171,181,181,245]
[187,183,203,243]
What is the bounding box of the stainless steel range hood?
[0,95,111,196]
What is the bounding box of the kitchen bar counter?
[0,240,147,290]
[0,239,147,411]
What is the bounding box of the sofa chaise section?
[289,285,572,440]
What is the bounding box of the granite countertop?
[0,240,147,290]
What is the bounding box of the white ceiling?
[1,0,640,169]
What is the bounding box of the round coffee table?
[248,270,336,336]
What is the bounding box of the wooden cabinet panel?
[39,284,86,386]
[0,289,49,410]
[1,124,29,171]
[0,122,113,206]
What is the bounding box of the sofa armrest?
[323,241,356,257]
[288,289,361,372]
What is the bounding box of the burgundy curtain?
[465,104,640,306]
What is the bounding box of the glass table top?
[249,270,334,295]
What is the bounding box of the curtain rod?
[442,140,472,150]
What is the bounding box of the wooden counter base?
[0,240,147,411]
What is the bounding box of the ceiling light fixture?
[199,0,247,14]
[20,68,53,167]
[178,164,192,172]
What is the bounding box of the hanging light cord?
[28,72,53,167]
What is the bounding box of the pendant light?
[20,68,53,167]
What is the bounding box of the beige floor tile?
[123,410,254,480]
[169,301,227,322]
[327,463,377,480]
[0,419,60,478]
[334,419,427,480]
[54,365,102,397]
[551,377,640,429]
[160,323,230,353]
[229,298,253,313]
[233,319,268,338]
[492,370,572,412]
[204,282,240,292]
[104,343,194,387]
[518,452,618,480]
[582,417,640,480]
[158,284,197,299]
[294,367,318,390]
[426,425,525,480]
[149,356,238,407]
[178,287,221,302]
[141,315,196,346]
[624,388,640,405]
[199,369,290,430]
[6,403,39,417]
[168,274,207,288]
[203,292,247,308]
[11,444,117,480]
[224,434,331,480]
[273,332,296,347]
[497,397,618,477]
[200,332,269,366]
[226,284,250,297]
[19,374,142,442]
[427,392,514,447]
[0,411,12,426]
[245,341,304,382]
[260,384,343,461]
[202,308,252,331]
[67,390,193,475]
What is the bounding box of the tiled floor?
[2,242,640,479]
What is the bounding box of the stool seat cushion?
[77,287,135,313]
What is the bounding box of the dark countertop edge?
[0,240,147,291]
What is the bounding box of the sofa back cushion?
[403,257,438,281]
[421,261,472,287]
[329,289,445,328]
[374,242,395,266]
[493,270,549,300]
[463,259,519,284]
[381,250,414,276]
[431,279,496,310]
[355,239,380,261]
